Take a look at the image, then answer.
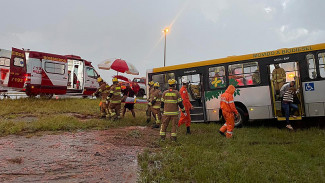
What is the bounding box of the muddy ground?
[0,126,159,183]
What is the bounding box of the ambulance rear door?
[8,48,26,89]
[83,66,99,95]
[41,55,68,95]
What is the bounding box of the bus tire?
[235,107,245,128]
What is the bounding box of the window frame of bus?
[13,57,24,67]
[44,61,65,75]
[228,61,261,87]
[208,65,226,89]
[318,52,325,78]
[151,72,175,91]
[306,54,317,79]
[0,57,10,67]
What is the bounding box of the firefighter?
[272,64,286,100]
[160,79,186,141]
[93,77,110,118]
[149,82,162,129]
[107,77,122,121]
[146,81,155,123]
[219,85,239,139]
[178,78,194,134]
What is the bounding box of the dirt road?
[0,126,158,183]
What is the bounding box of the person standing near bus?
[146,81,155,123]
[107,77,122,121]
[178,78,194,134]
[282,86,298,130]
[219,85,239,138]
[93,77,110,118]
[272,64,286,100]
[149,82,162,128]
[160,79,186,141]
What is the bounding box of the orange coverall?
[219,85,238,138]
[178,86,193,127]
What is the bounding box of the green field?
[0,98,324,182]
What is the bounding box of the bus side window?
[228,62,260,86]
[307,54,317,79]
[209,66,226,89]
[318,53,325,78]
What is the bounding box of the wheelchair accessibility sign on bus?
[305,82,314,91]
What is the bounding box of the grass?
[0,98,147,136]
[138,123,325,183]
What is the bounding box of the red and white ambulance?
[0,48,99,98]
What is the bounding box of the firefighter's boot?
[146,118,151,123]
[219,131,226,137]
[152,124,160,129]
[171,136,177,142]
[186,126,191,134]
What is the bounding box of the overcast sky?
[1,0,325,83]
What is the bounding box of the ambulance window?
[318,53,325,78]
[86,67,96,78]
[0,58,5,66]
[14,57,24,67]
[5,58,10,67]
[306,54,317,79]
[209,66,226,89]
[45,61,65,75]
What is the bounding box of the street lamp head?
[163,28,169,33]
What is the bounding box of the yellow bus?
[147,43,325,127]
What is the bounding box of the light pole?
[163,28,169,67]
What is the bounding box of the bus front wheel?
[234,107,245,128]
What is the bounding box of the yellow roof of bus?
[152,43,325,73]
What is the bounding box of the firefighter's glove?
[107,96,110,100]
[160,108,164,113]
[148,102,152,106]
[105,100,108,105]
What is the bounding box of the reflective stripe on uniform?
[165,93,176,96]
[223,124,227,126]
[171,133,177,137]
[221,99,234,104]
[164,100,177,103]
[156,99,161,101]
[113,92,121,95]
[177,98,182,102]
[160,131,166,136]
[164,111,179,115]
[111,100,121,103]
[161,98,165,102]
[115,87,121,90]
[153,106,160,109]
[226,131,233,134]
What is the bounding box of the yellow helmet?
[148,81,154,86]
[154,82,160,87]
[97,77,103,82]
[112,77,118,82]
[168,79,177,85]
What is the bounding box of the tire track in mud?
[0,126,158,182]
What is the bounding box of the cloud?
[277,25,309,42]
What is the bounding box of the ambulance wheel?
[40,93,53,99]
[234,107,245,128]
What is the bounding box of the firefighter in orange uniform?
[178,78,194,134]
[107,77,122,121]
[93,77,110,118]
[160,79,186,141]
[219,85,239,138]
[149,82,162,128]
[146,81,155,123]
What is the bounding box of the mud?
[0,126,158,182]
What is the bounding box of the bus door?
[8,48,26,89]
[268,61,304,121]
[178,74,206,123]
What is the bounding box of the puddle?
[0,126,158,182]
